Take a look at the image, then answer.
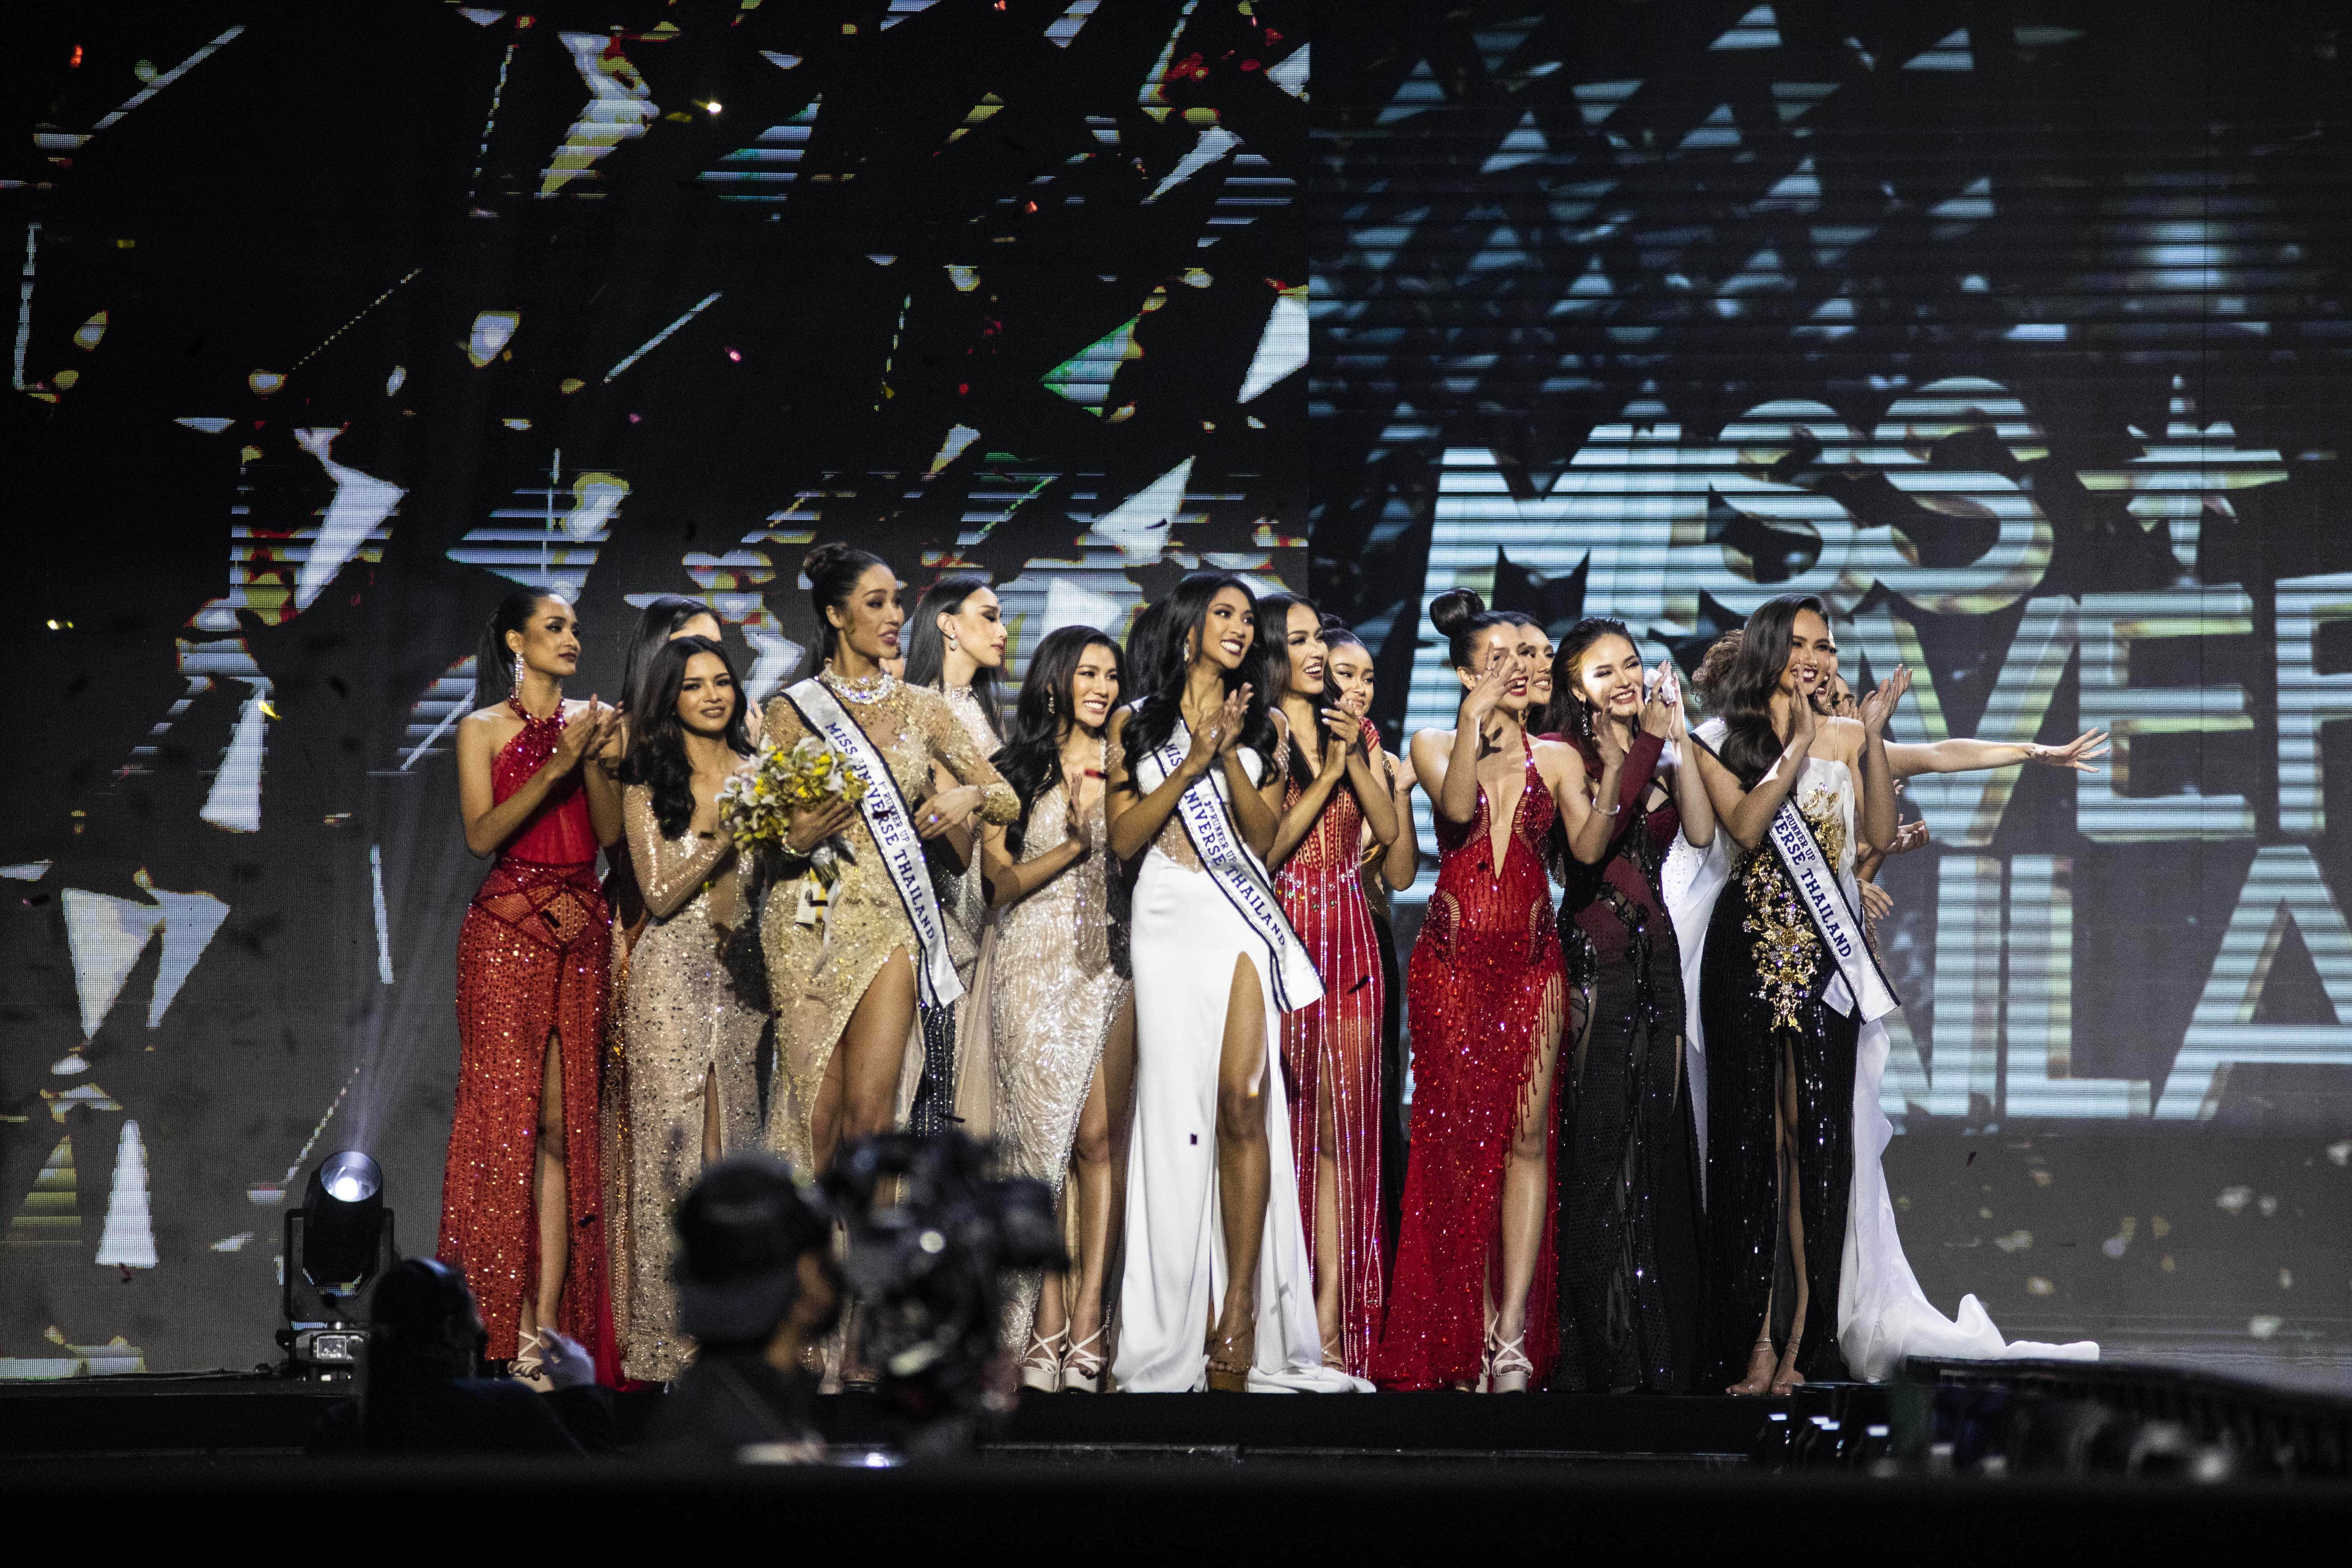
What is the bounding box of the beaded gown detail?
[908,684,1000,1135]
[1274,720,1386,1378]
[758,678,1017,1178]
[1372,735,1566,1391]
[616,784,766,1382]
[989,778,1131,1351]
[1698,753,1859,1386]
[439,700,620,1381]
[1552,731,1705,1392]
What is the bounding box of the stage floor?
[0,1374,1778,1462]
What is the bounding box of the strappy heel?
[1486,1323,1533,1394]
[1018,1326,1067,1394]
[1062,1326,1106,1393]
[1320,1331,1346,1372]
[1205,1328,1254,1393]
[1728,1335,1777,1396]
[508,1328,552,1392]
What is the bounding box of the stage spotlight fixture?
[277,1151,396,1382]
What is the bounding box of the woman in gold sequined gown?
[902,575,1010,1134]
[758,546,1018,1182]
[981,628,1136,1393]
[612,636,766,1381]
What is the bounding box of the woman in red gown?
[1260,597,1400,1378]
[1372,590,1596,1392]
[440,590,624,1382]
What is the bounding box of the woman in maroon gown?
[440,590,624,1382]
[1260,597,1400,1377]
[1542,619,1715,1392]
[1371,591,1600,1392]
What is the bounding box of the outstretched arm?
[1884,729,2108,779]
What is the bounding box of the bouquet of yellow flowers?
[719,735,868,924]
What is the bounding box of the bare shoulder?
[460,704,522,744]
[1530,735,1584,785]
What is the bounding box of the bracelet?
[1598,800,1621,816]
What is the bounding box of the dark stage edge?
[0,1375,1769,1461]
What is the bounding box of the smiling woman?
[757,547,1018,1258]
[978,626,1136,1393]
[1107,573,1365,1393]
[609,636,765,1381]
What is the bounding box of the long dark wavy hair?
[795,542,890,680]
[1715,595,1827,786]
[902,574,1004,740]
[1540,616,1639,750]
[1127,572,1277,763]
[472,589,568,712]
[992,625,1124,855]
[1257,591,1331,783]
[1124,598,1173,702]
[617,636,752,839]
[621,595,714,720]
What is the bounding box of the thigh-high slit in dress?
[1370,735,1567,1391]
[1112,740,1365,1393]
[439,699,620,1381]
[1698,755,1859,1386]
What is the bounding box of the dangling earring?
[513,655,525,690]
[1046,692,1057,715]
[947,635,959,652]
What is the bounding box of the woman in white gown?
[1670,601,2103,1386]
[1105,572,1367,1393]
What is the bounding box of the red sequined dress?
[1274,718,1387,1378]
[1371,734,1567,1390]
[438,699,620,1381]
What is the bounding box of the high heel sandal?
[1770,1340,1807,1397]
[1727,1336,1777,1396]
[1485,1324,1533,1394]
[1062,1326,1106,1393]
[508,1328,553,1393]
[1320,1331,1346,1373]
[1205,1328,1254,1393]
[1018,1327,1067,1394]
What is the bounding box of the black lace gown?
[1552,732,1706,1393]
[1696,768,1860,1386]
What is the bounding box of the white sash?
[1133,719,1325,1015]
[1689,730,1899,1024]
[784,678,963,1010]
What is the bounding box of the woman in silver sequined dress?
[901,575,1009,1133]
[611,636,766,1380]
[980,627,1136,1393]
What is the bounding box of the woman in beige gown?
[611,635,766,1380]
[981,627,1137,1393]
[901,574,1010,1133]
[759,545,1018,1182]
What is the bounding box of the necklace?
[820,665,898,702]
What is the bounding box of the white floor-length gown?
[1665,717,2097,1381]
[1112,744,1368,1393]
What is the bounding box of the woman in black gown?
[1544,620,1716,1392]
